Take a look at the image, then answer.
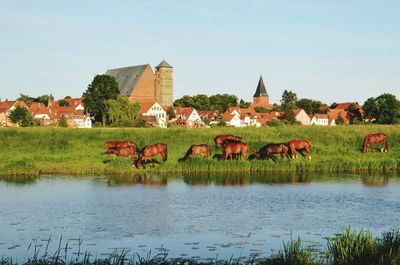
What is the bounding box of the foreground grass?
[1,228,400,265]
[0,125,399,176]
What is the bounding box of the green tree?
[209,94,238,113]
[284,109,297,124]
[296,98,325,115]
[83,74,120,125]
[335,115,345,125]
[280,90,298,110]
[58,100,70,107]
[105,95,141,127]
[8,106,33,127]
[239,99,251,108]
[17,93,54,106]
[166,106,176,119]
[254,106,270,113]
[363,94,400,124]
[58,116,68,127]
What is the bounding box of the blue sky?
[1,0,399,104]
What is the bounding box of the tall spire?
[253,75,268,97]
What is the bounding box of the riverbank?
[1,227,400,265]
[0,125,399,176]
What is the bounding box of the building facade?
[106,60,173,106]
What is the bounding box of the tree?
[58,116,68,127]
[363,94,400,124]
[83,74,120,125]
[283,109,297,124]
[239,99,251,108]
[166,106,176,119]
[8,106,33,127]
[280,90,298,110]
[254,106,270,113]
[335,115,345,125]
[295,98,325,115]
[173,93,238,113]
[58,100,70,107]
[17,93,54,106]
[209,94,238,113]
[105,95,141,127]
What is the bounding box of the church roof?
[253,76,268,97]
[105,64,149,96]
[156,60,173,68]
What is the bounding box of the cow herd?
[103,134,314,169]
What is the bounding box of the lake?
[0,173,399,261]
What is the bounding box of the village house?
[310,113,336,126]
[328,109,349,124]
[106,60,173,106]
[292,108,311,125]
[198,110,220,125]
[223,106,260,127]
[173,107,204,128]
[28,103,52,126]
[48,105,92,128]
[139,100,167,128]
[0,101,28,127]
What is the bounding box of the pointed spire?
[156,60,173,68]
[253,75,268,97]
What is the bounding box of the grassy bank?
[2,228,400,265]
[0,125,399,176]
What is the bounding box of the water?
[0,173,399,260]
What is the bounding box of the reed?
[0,125,399,176]
[2,228,400,265]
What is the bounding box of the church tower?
[252,75,271,109]
[155,60,173,106]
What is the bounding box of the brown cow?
[252,143,289,160]
[179,144,211,162]
[223,142,257,160]
[361,133,389,153]
[288,139,312,160]
[135,143,167,169]
[214,134,242,148]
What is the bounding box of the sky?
[0,0,399,105]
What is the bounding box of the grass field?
[0,125,399,176]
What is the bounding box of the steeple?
[156,60,173,69]
[253,75,268,97]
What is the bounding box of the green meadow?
[0,125,399,176]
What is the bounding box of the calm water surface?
[0,173,399,260]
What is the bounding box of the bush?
[268,119,283,127]
[58,116,68,127]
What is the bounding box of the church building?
[105,60,173,106]
[252,75,272,109]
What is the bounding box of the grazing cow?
[179,144,211,162]
[287,139,312,160]
[361,133,389,153]
[223,142,257,161]
[214,134,242,148]
[135,143,167,169]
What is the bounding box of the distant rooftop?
[253,75,268,97]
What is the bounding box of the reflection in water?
[107,174,168,186]
[182,172,313,186]
[362,175,389,187]
[0,175,38,185]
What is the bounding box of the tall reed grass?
[0,125,399,176]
